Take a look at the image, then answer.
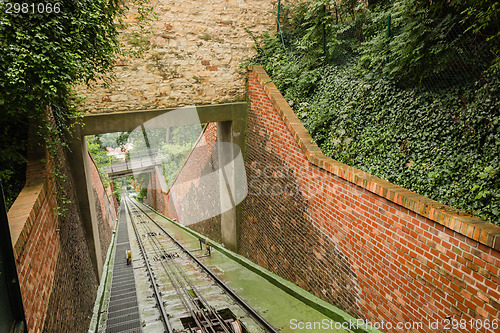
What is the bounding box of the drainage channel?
[105,204,142,333]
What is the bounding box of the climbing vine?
[0,0,155,210]
[250,0,499,224]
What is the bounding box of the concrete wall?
[244,65,500,332]
[77,0,275,113]
[7,140,117,332]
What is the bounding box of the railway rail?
[124,197,279,333]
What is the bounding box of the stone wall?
[7,135,117,332]
[77,0,275,113]
[244,65,500,332]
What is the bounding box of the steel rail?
[163,243,232,333]
[132,209,194,313]
[141,218,230,333]
[130,205,211,332]
[125,200,174,333]
[129,198,280,333]
[169,255,232,333]
[133,209,193,312]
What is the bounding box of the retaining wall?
[89,152,117,264]
[243,65,500,332]
[76,0,275,112]
[144,65,500,332]
[7,142,117,332]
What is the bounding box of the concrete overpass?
[68,102,247,279]
[105,152,161,179]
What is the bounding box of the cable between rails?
[128,198,279,333]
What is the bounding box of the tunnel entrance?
[69,103,247,279]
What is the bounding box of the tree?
[0,0,124,208]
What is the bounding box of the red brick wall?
[89,152,117,229]
[8,156,60,333]
[8,141,117,332]
[244,65,500,332]
[147,123,223,242]
[88,152,117,264]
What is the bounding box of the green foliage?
[251,1,500,224]
[159,144,193,187]
[0,0,126,209]
[135,173,149,193]
[277,0,366,66]
[120,125,202,188]
[136,187,148,201]
[359,0,498,84]
[87,135,120,189]
[461,1,500,68]
[0,0,155,209]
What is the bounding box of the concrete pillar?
[67,125,103,280]
[217,121,239,251]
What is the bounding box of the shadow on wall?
[147,123,225,244]
[7,132,117,332]
[181,148,223,243]
[245,65,500,331]
[42,168,99,333]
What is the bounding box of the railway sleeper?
[180,308,246,333]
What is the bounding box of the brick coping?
[248,65,500,252]
[7,155,49,261]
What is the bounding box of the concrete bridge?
[68,103,247,279]
[104,150,160,179]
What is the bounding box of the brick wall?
[147,122,223,243]
[244,65,500,332]
[7,152,60,333]
[88,152,117,264]
[7,140,117,332]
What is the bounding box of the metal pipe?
[276,0,285,48]
[277,0,281,35]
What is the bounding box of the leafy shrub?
[0,0,155,209]
[159,144,193,187]
[250,2,499,224]
[0,0,124,208]
[360,0,498,85]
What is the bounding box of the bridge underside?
[107,167,156,179]
[105,156,160,179]
[68,102,247,279]
[80,103,246,135]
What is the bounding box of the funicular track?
[124,197,278,333]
